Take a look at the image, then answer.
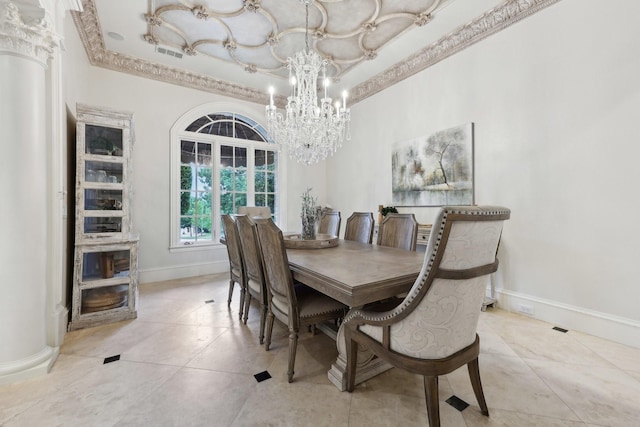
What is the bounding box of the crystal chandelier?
[265,0,351,165]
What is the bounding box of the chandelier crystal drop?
[265,0,351,165]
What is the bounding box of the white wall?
[74,66,326,282]
[59,0,639,347]
[327,0,640,347]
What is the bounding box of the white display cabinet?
[69,104,139,331]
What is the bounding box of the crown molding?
[350,0,563,104]
[72,0,562,106]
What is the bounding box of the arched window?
[170,110,279,249]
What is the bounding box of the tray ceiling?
[73,0,561,105]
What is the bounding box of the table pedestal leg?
[327,322,394,391]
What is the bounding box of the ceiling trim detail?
[72,0,562,107]
[350,0,563,104]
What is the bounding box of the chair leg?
[243,293,251,324]
[258,303,266,345]
[345,335,359,392]
[287,329,298,383]
[264,311,274,351]
[238,286,246,320]
[424,376,440,427]
[227,279,234,307]
[468,357,490,416]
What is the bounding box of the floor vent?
[156,46,183,59]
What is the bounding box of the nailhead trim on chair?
[343,206,510,323]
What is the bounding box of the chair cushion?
[296,286,346,318]
[248,278,262,293]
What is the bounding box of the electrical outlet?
[518,304,534,316]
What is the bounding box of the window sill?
[169,242,224,253]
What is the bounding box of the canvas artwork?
[392,123,474,206]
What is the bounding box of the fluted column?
[0,0,59,385]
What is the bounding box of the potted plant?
[301,188,319,240]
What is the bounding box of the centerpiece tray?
[283,233,338,249]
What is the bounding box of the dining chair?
[344,205,511,427]
[344,212,375,244]
[317,210,341,236]
[235,214,269,344]
[221,214,246,320]
[377,213,418,251]
[237,206,271,219]
[253,218,348,382]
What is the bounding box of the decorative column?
[0,0,59,385]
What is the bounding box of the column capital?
[0,1,59,66]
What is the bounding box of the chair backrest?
[222,214,244,274]
[235,215,267,301]
[318,211,341,236]
[253,218,299,326]
[377,213,418,251]
[344,212,375,244]
[237,206,271,219]
[374,206,510,359]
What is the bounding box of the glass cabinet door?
[85,124,124,157]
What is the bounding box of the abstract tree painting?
[392,123,474,206]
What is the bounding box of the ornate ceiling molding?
[72,0,272,105]
[350,0,563,104]
[72,0,562,106]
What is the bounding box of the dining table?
[286,239,426,390]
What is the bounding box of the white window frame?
[169,103,286,251]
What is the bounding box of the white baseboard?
[49,304,69,348]
[497,289,640,349]
[0,346,60,386]
[138,261,228,284]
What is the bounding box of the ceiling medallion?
[191,5,209,20]
[243,0,261,13]
[414,13,432,27]
[144,13,161,26]
[265,0,350,165]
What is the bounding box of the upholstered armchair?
[344,205,511,427]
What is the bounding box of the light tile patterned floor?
[2,274,639,426]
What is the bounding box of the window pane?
[235,147,247,168]
[185,116,210,132]
[235,169,247,192]
[220,192,233,215]
[220,145,233,168]
[267,151,276,170]
[197,168,212,192]
[181,141,196,164]
[255,194,265,206]
[235,193,247,208]
[180,166,193,191]
[180,192,196,215]
[235,123,263,141]
[255,171,265,192]
[266,194,275,214]
[255,150,266,170]
[197,143,212,166]
[267,172,275,193]
[214,121,234,137]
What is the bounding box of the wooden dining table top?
[286,239,426,307]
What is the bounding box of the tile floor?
[1,274,640,426]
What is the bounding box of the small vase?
[301,215,317,240]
